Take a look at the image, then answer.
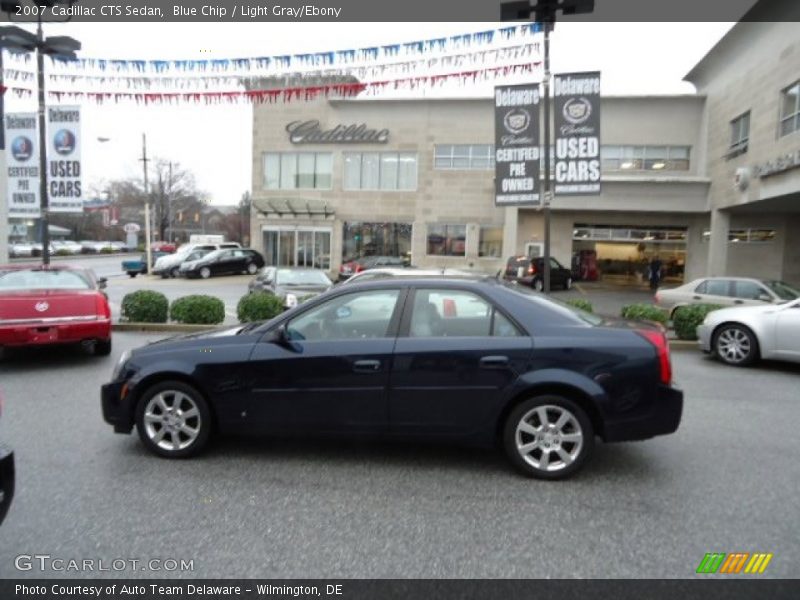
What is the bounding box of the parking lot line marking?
[574,283,587,295]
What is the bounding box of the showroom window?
[427,224,466,257]
[264,153,332,190]
[479,226,503,258]
[780,80,800,137]
[701,228,776,243]
[343,152,417,190]
[601,146,690,171]
[434,144,494,170]
[342,222,412,261]
[729,112,750,156]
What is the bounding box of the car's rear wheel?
[247,262,258,275]
[713,323,758,366]
[199,267,211,279]
[136,381,211,458]
[93,339,112,356]
[503,395,594,480]
[564,277,572,290]
[533,278,544,292]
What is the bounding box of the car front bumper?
[602,384,684,442]
[0,319,111,348]
[101,380,135,434]
[697,323,713,353]
[0,445,14,525]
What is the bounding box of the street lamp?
[501,0,594,292]
[0,1,81,267]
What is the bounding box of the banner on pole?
[5,112,41,219]
[553,71,601,195]
[47,105,83,213]
[494,84,541,206]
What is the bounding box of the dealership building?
[249,9,800,285]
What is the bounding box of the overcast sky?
[3,22,734,206]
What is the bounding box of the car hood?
[134,325,260,354]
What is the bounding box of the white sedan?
[697,298,800,366]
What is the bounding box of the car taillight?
[95,294,111,320]
[528,264,537,275]
[356,265,364,273]
[636,329,672,385]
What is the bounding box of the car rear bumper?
[0,445,14,525]
[101,381,135,433]
[603,384,683,442]
[0,319,111,347]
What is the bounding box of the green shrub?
[237,292,284,323]
[121,290,168,323]
[55,248,72,256]
[100,246,114,254]
[565,298,593,313]
[620,303,668,325]
[672,304,724,340]
[170,295,225,325]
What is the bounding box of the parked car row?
[153,242,242,278]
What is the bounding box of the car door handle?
[353,359,381,373]
[692,295,701,300]
[734,300,744,304]
[480,355,509,369]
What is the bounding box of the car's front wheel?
[136,381,211,458]
[503,395,594,480]
[199,267,211,279]
[564,277,572,290]
[169,266,180,278]
[713,323,758,366]
[533,278,544,292]
[247,262,258,275]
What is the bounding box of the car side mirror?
[265,324,292,347]
[97,277,108,290]
[757,293,772,302]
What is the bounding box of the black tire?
[533,278,544,292]
[135,381,212,458]
[247,262,258,275]
[503,395,594,480]
[169,266,180,278]
[713,323,759,367]
[93,339,112,356]
[564,277,572,291]
[128,272,137,278]
[199,267,211,279]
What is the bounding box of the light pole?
[140,134,152,276]
[501,0,594,292]
[0,3,80,267]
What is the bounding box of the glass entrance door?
[262,228,332,268]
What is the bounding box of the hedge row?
[121,290,286,325]
[620,303,669,325]
[672,304,723,340]
[565,298,593,313]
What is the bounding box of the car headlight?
[112,349,132,381]
[285,293,298,308]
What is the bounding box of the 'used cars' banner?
[47,105,83,213]
[494,84,540,206]
[5,113,41,219]
[554,71,601,195]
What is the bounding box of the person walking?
[649,256,663,290]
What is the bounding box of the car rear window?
[503,283,603,325]
[0,269,92,291]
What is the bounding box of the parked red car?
[0,265,112,357]
[150,242,176,253]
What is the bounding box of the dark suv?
[504,256,573,291]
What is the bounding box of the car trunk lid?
[0,290,102,324]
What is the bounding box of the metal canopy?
[253,198,334,218]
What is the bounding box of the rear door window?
[409,289,520,337]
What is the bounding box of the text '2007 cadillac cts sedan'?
[102,278,682,479]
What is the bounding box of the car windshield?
[502,282,603,325]
[0,269,92,291]
[763,280,800,301]
[276,269,331,286]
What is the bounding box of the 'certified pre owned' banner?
[494,84,541,206]
[554,72,601,195]
[47,106,83,213]
[5,113,41,219]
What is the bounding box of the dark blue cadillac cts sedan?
[102,278,682,479]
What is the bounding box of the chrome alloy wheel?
[716,327,752,364]
[143,390,202,452]
[515,405,584,473]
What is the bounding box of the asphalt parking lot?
[0,333,798,579]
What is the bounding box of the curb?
[668,340,698,349]
[112,323,222,333]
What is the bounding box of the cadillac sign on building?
[494,84,541,206]
[286,120,389,144]
[553,72,602,195]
